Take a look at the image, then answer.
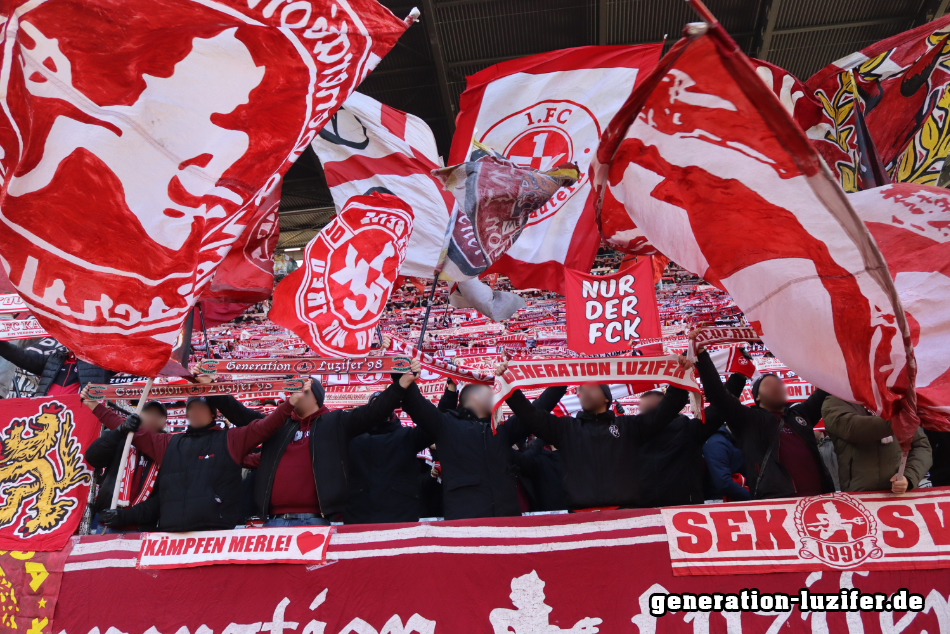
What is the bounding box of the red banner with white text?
[53,503,950,634]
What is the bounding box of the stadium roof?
[276,0,950,251]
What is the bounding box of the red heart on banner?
[296,531,326,555]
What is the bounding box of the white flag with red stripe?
[450,45,662,293]
[0,0,410,375]
[592,20,918,438]
[848,183,950,432]
[311,92,451,279]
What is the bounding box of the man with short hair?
[99,384,307,532]
[81,390,167,531]
[501,363,691,510]
[695,341,833,499]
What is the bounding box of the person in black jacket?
[84,400,167,532]
[703,426,751,501]
[206,371,412,526]
[344,391,435,524]
[924,429,950,487]
[636,372,747,508]
[399,371,560,520]
[695,344,833,499]
[511,437,567,513]
[0,341,112,396]
[501,361,690,510]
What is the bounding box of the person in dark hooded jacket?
[0,341,112,396]
[501,360,691,510]
[399,369,563,520]
[695,345,833,499]
[703,426,751,501]
[636,372,748,508]
[344,391,435,524]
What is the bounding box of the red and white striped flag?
[450,45,663,292]
[592,16,918,437]
[311,92,452,279]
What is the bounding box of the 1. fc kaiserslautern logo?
[794,492,883,568]
[478,99,600,227]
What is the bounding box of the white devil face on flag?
[0,0,407,375]
[270,193,413,357]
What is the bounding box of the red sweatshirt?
[133,401,294,466]
[267,408,327,515]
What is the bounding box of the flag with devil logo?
[270,193,413,357]
[0,395,99,551]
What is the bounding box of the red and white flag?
[848,183,950,433]
[270,193,413,357]
[450,45,662,292]
[592,18,917,432]
[311,92,452,278]
[0,0,411,375]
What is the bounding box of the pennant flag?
[432,151,578,282]
[311,92,452,279]
[848,183,950,434]
[0,395,99,551]
[806,16,950,188]
[270,193,413,357]
[592,16,917,434]
[564,259,661,355]
[0,0,411,375]
[449,45,663,292]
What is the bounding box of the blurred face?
[756,375,788,410]
[637,392,663,415]
[294,383,320,415]
[140,409,166,433]
[578,383,609,413]
[461,385,493,418]
[186,403,214,428]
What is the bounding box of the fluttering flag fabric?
[202,177,282,305]
[847,183,950,434]
[0,395,98,551]
[806,15,950,189]
[592,20,917,434]
[449,45,663,292]
[270,193,413,357]
[311,92,452,279]
[432,149,578,282]
[0,0,411,375]
[564,259,661,355]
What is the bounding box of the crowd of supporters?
[0,252,944,534]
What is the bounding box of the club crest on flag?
[271,193,414,357]
[794,493,883,569]
[0,401,91,538]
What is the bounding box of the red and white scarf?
[116,447,158,507]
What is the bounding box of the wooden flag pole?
[110,377,154,509]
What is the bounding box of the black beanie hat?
[751,373,777,404]
[599,384,612,405]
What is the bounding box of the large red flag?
[0,0,411,375]
[450,45,663,291]
[270,193,413,357]
[0,395,99,551]
[807,15,950,187]
[593,15,917,435]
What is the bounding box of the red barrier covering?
[53,505,950,634]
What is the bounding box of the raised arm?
[533,385,568,412]
[205,395,265,427]
[696,350,753,435]
[343,381,408,440]
[437,378,458,412]
[90,402,131,431]
[698,373,748,443]
[505,389,564,447]
[0,341,47,376]
[630,386,689,443]
[226,400,294,460]
[401,381,445,438]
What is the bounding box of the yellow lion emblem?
[0,402,90,536]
